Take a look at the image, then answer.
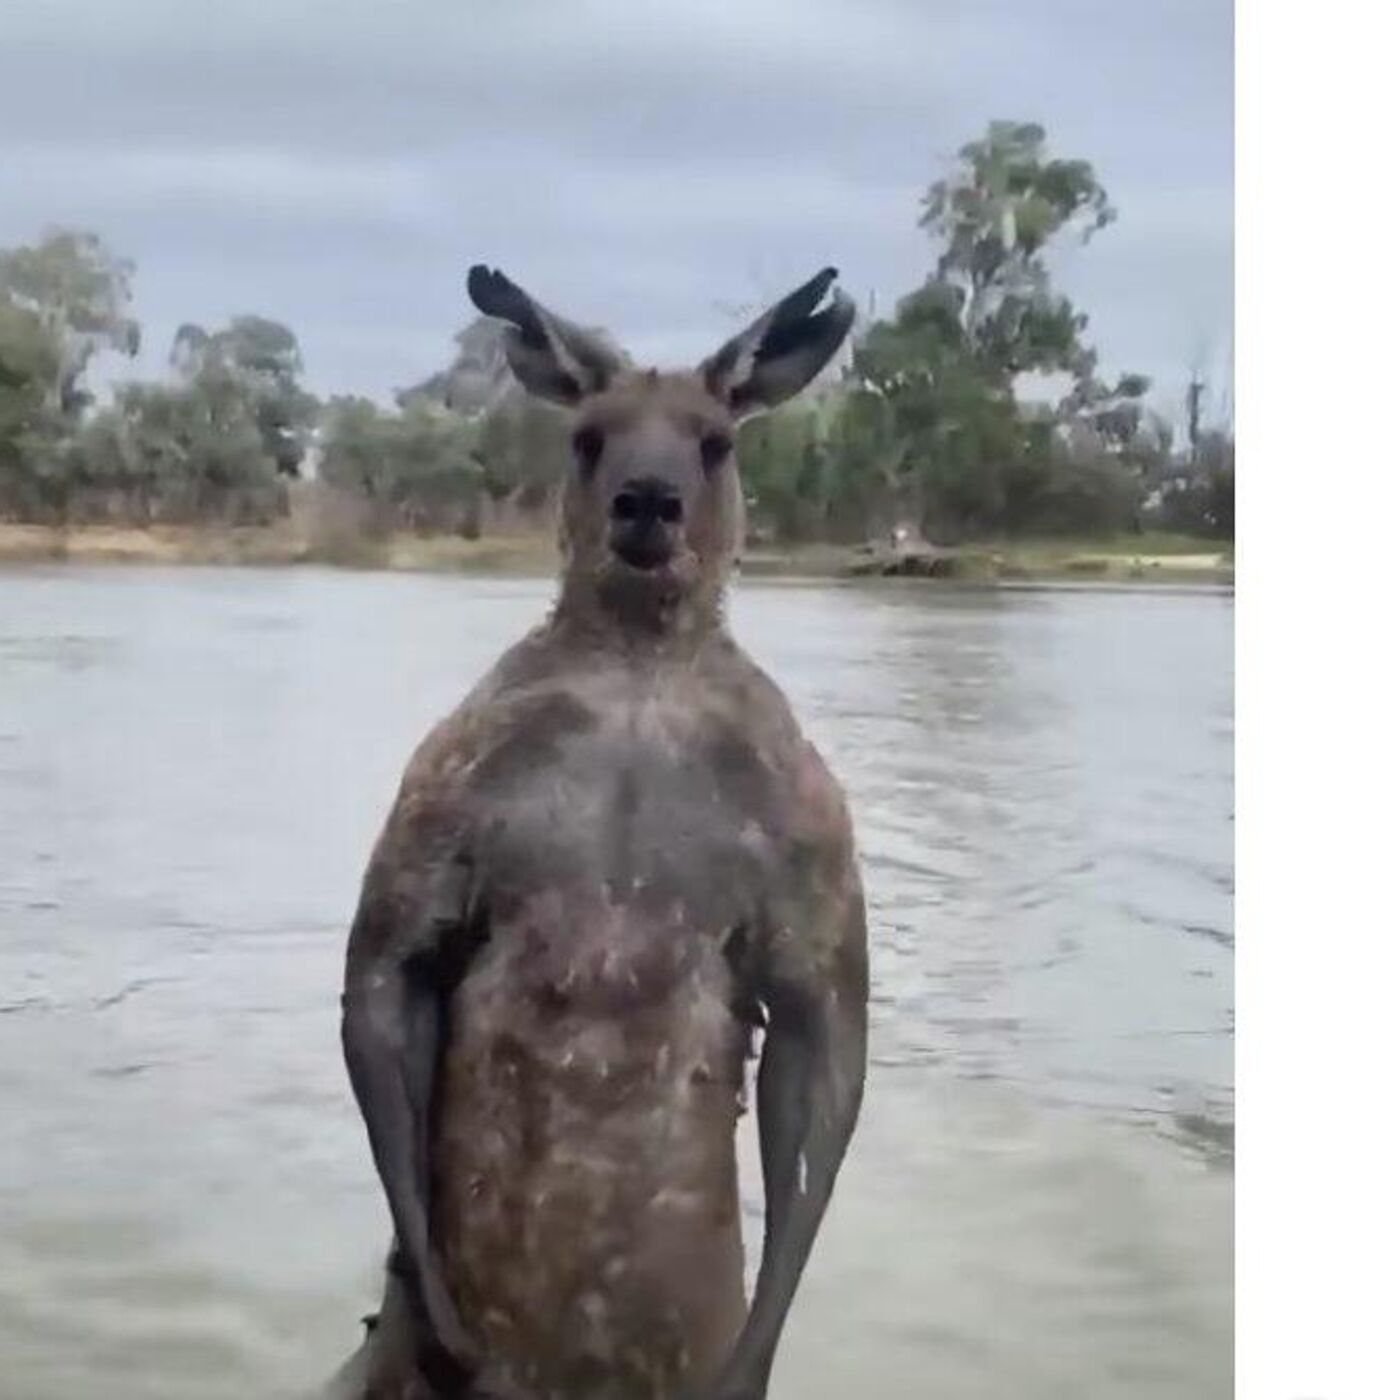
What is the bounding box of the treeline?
[0,121,1232,546]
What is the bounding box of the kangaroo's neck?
[550,565,730,660]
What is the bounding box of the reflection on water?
[0,566,1233,1398]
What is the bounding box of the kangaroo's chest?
[463,684,785,926]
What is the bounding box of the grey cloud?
[2,0,1232,420]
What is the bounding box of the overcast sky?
[1,0,1232,425]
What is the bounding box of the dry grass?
[0,521,1232,586]
[0,521,306,566]
[0,521,559,574]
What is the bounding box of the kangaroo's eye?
[573,425,605,475]
[699,432,732,473]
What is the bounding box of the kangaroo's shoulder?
[374,628,581,855]
[698,637,853,848]
[697,636,800,745]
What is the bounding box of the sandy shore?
[0,522,1233,586]
[0,522,556,573]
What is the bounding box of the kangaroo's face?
[465,264,854,625]
[558,373,742,599]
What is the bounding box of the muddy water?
[0,566,1232,1398]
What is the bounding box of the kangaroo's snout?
[610,477,683,570]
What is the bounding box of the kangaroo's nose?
[611,478,683,526]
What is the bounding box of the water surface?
[0,566,1233,1398]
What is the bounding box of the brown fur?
[330,270,865,1400]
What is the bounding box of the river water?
[0,565,1233,1399]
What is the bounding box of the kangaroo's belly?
[432,891,752,1399]
[425,690,783,1394]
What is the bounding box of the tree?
[319,396,483,534]
[0,229,139,418]
[846,278,1030,537]
[319,397,399,504]
[0,296,66,516]
[920,119,1112,385]
[382,401,483,530]
[396,316,513,414]
[1201,433,1235,539]
[171,316,317,476]
[1153,428,1234,539]
[826,119,1153,539]
[824,388,905,540]
[472,397,570,511]
[51,365,282,526]
[738,404,829,542]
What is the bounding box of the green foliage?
[319,396,482,534]
[0,120,1233,546]
[64,375,282,524]
[922,121,1114,266]
[1,230,140,516]
[822,388,903,540]
[738,406,828,542]
[473,397,570,509]
[172,315,318,476]
[0,297,63,478]
[919,120,1110,388]
[318,397,396,502]
[389,316,570,524]
[1152,430,1234,539]
[785,118,1177,544]
[0,229,139,418]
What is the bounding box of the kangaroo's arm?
[707,756,870,1399]
[340,731,486,1381]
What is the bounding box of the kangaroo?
[328,265,868,1400]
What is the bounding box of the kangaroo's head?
[466,264,855,634]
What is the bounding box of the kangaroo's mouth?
[611,536,673,571]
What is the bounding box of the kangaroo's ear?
[699,267,856,418]
[466,265,625,406]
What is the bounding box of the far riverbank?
[0,522,1233,587]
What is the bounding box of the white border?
[1237,1,1400,1396]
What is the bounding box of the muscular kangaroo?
[327,265,868,1400]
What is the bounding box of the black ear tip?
[467,264,523,319]
[796,266,840,311]
[465,264,496,299]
